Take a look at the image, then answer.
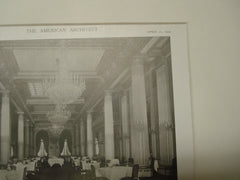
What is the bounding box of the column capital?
[87,110,94,114]
[132,54,148,65]
[104,90,114,96]
[17,111,24,115]
[121,89,129,97]
[1,90,10,97]
[29,122,34,128]
[24,119,31,126]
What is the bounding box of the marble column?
[17,112,24,160]
[31,124,35,156]
[24,119,30,158]
[0,91,11,164]
[156,64,175,165]
[130,58,150,165]
[87,111,93,158]
[104,90,115,160]
[121,90,130,162]
[78,121,81,155]
[149,72,159,158]
[75,121,80,155]
[29,123,32,156]
[98,130,104,156]
[72,126,76,155]
[80,120,85,156]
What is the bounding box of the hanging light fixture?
[43,41,86,128]
[50,123,65,137]
[43,42,86,106]
[47,104,71,125]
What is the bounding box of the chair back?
[52,163,61,169]
[22,167,27,180]
[132,164,139,180]
[128,158,134,167]
[172,157,177,168]
[90,165,96,179]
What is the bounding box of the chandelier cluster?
[51,124,65,137]
[43,42,86,131]
[46,104,71,125]
[43,59,86,106]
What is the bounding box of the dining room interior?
[0,36,177,180]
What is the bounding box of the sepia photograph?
[0,24,193,180]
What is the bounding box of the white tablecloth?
[107,159,120,167]
[0,167,26,180]
[73,159,80,166]
[96,166,132,180]
[82,161,100,170]
[25,161,36,171]
[0,170,8,180]
[48,158,64,166]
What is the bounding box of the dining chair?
[120,164,139,180]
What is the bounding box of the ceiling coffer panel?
[13,48,105,72]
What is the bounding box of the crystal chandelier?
[43,42,86,128]
[43,58,86,106]
[47,104,71,125]
[50,123,64,137]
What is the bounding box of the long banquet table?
[95,166,132,180]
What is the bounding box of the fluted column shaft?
[156,64,175,165]
[29,123,33,156]
[0,91,11,164]
[121,91,130,161]
[104,90,115,160]
[72,127,76,155]
[130,58,150,165]
[18,112,24,160]
[31,124,35,156]
[80,120,85,156]
[24,119,30,157]
[87,112,93,158]
[98,131,104,156]
[149,72,159,158]
[75,122,80,155]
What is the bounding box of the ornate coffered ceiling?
[13,48,104,72]
[0,37,170,126]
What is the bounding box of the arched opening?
[59,129,72,154]
[36,130,49,154]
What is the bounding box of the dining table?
[25,161,36,171]
[81,161,100,170]
[0,170,8,180]
[0,166,26,180]
[48,158,64,167]
[95,166,132,180]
